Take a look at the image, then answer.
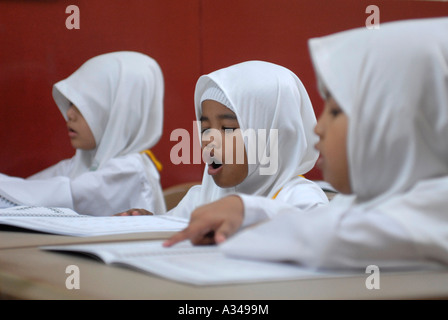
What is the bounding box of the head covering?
[308,17,448,207]
[200,84,232,110]
[52,51,164,177]
[193,60,319,204]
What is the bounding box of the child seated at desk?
[119,60,328,219]
[165,18,448,271]
[0,51,166,216]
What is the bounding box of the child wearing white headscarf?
[165,60,328,221]
[165,18,448,271]
[0,51,166,216]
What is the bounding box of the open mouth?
[208,161,223,176]
[211,162,222,169]
[68,127,77,137]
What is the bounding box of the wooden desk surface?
[1,245,448,300]
[0,230,175,250]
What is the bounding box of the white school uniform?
[0,52,166,216]
[220,18,448,271]
[168,61,328,219]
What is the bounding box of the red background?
[1,0,447,188]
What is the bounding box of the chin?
[325,178,351,194]
[211,174,237,188]
[213,178,231,188]
[213,177,247,189]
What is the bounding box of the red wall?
[1,0,447,188]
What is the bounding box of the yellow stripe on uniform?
[141,149,163,172]
[271,175,305,199]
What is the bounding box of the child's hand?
[114,208,153,216]
[163,195,244,247]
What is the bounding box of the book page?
[0,215,188,236]
[0,193,20,209]
[0,175,24,208]
[42,240,340,285]
[0,206,82,217]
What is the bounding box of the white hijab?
[221,18,448,269]
[193,60,319,204]
[52,51,164,177]
[309,17,448,208]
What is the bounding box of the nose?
[202,133,213,148]
[202,128,222,149]
[314,113,324,138]
[202,137,217,160]
[67,105,76,121]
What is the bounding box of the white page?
[0,215,188,236]
[0,177,23,208]
[0,193,20,209]
[0,206,82,217]
[42,240,343,285]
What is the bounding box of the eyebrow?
[200,114,238,122]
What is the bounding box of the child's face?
[314,97,351,194]
[66,104,96,150]
[200,100,248,188]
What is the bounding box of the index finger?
[162,228,192,247]
[163,218,217,247]
[113,212,130,216]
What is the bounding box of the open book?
[0,206,188,236]
[0,206,85,217]
[42,240,341,286]
[0,191,21,209]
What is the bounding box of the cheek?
[325,124,350,193]
[83,124,97,149]
[220,162,248,187]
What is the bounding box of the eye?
[327,101,344,118]
[325,98,344,118]
[201,128,210,135]
[330,108,342,117]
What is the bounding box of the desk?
[1,244,448,300]
[0,229,175,250]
